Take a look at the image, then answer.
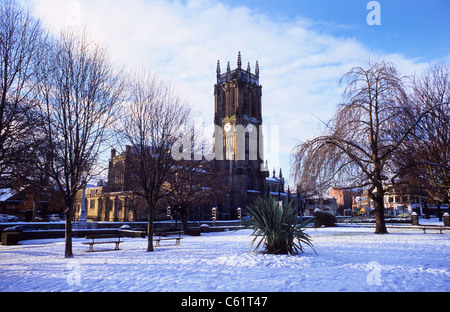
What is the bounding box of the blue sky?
[26,0,450,187]
[224,0,450,60]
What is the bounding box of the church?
[213,52,286,211]
[73,52,286,222]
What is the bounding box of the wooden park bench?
[419,226,450,234]
[387,225,450,234]
[153,231,183,247]
[83,234,124,252]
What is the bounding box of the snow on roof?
[0,189,13,201]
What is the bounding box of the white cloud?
[26,0,433,185]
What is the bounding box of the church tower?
[214,52,269,211]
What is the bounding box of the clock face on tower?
[224,122,232,133]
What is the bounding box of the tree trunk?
[147,207,154,252]
[64,203,73,258]
[368,180,388,234]
[32,201,37,222]
[374,197,388,234]
[180,204,188,233]
[424,201,430,219]
[372,185,388,234]
[437,202,442,221]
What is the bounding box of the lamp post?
[212,207,217,227]
[167,205,174,228]
[77,185,88,229]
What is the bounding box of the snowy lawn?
[0,226,449,292]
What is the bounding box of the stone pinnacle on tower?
[237,51,242,69]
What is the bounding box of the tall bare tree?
[0,0,47,186]
[166,160,228,232]
[38,30,125,257]
[395,63,450,218]
[165,122,229,232]
[292,62,429,234]
[118,71,191,251]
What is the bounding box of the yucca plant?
[245,196,315,255]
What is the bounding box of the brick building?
[328,187,361,215]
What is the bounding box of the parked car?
[0,214,19,222]
[48,214,61,222]
[3,225,38,233]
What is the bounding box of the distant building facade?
[74,147,150,222]
[328,187,361,215]
[349,184,449,217]
[74,184,138,222]
[266,168,285,194]
[303,195,338,216]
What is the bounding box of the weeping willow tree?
[292,62,427,234]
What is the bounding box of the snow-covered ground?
[1,222,449,292]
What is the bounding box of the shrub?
[313,211,337,227]
[245,196,315,255]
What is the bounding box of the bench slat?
[85,234,123,239]
[83,241,121,245]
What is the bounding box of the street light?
[167,205,173,227]
[212,207,217,227]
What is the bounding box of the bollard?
[411,212,419,225]
[443,212,450,226]
[200,224,210,233]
